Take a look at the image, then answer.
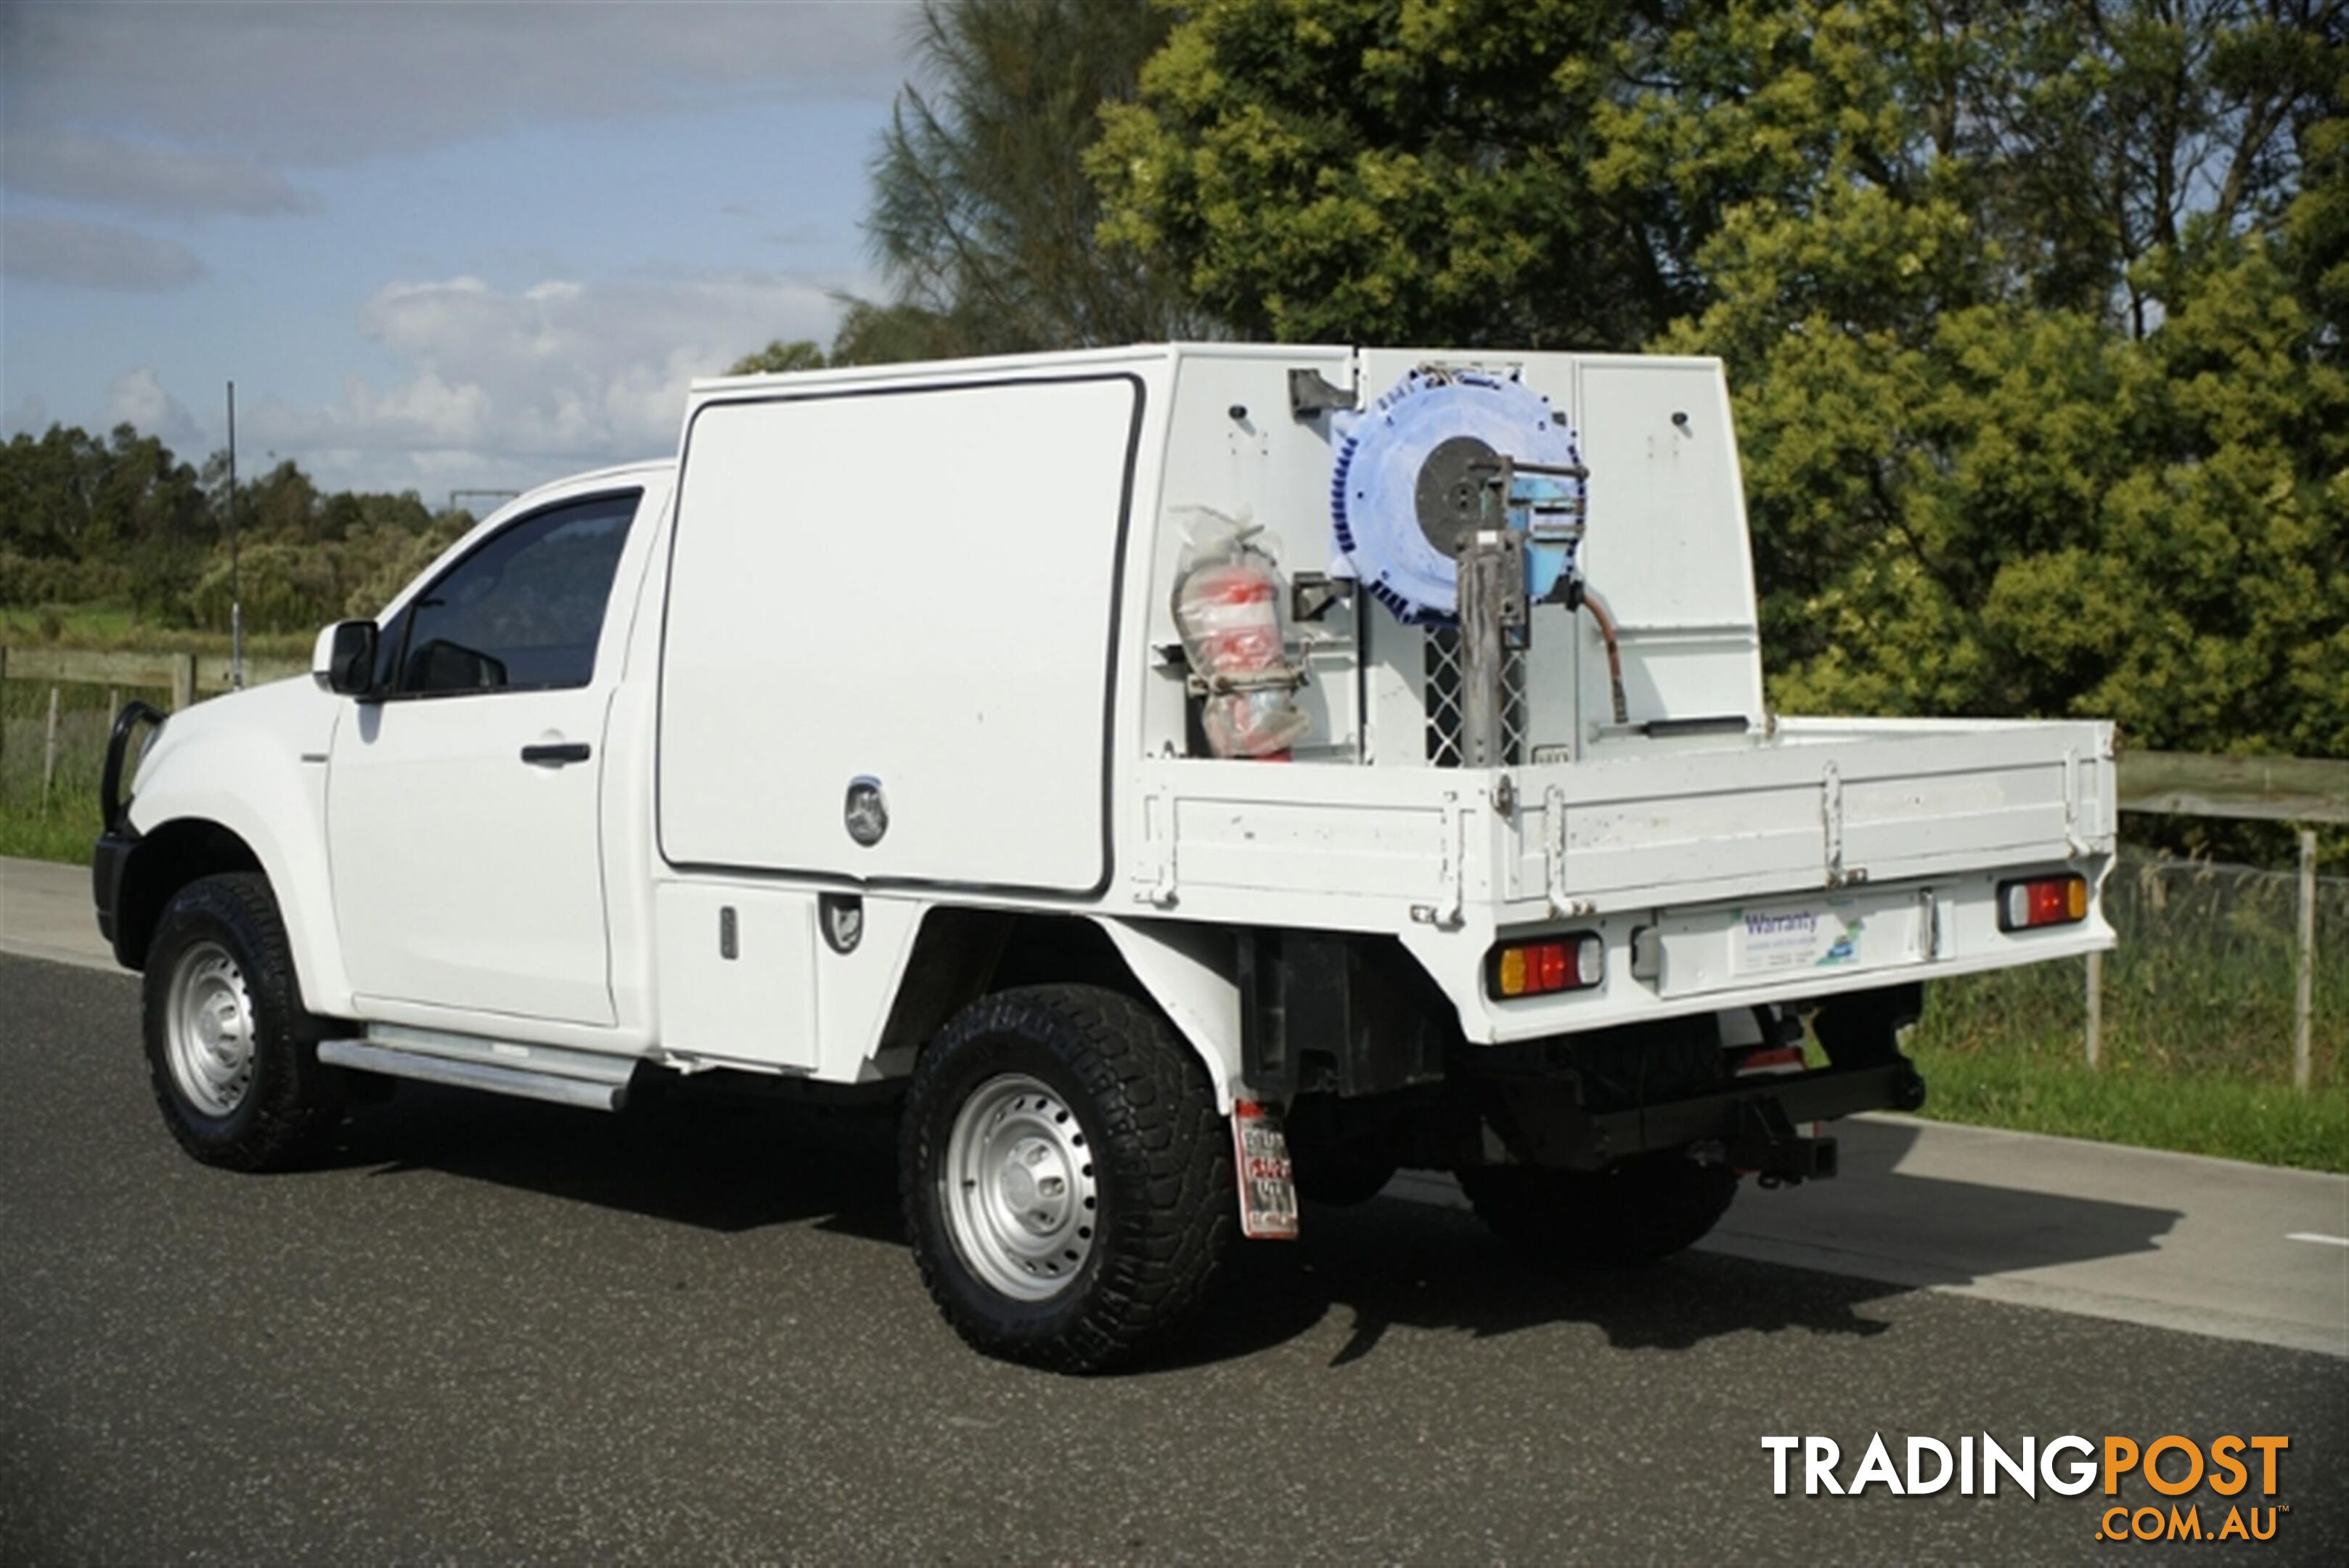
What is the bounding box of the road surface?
[1,859,2343,1561]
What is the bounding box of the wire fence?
[0,674,163,799]
[1918,849,2346,1092]
[0,678,156,860]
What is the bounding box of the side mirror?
[313,620,379,697]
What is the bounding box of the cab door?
[326,486,650,1026]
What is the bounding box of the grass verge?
[1897,854,2345,1172]
[0,793,102,865]
[1,605,309,659]
[1905,1034,2349,1173]
[2,677,149,864]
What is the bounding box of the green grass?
[0,796,102,864]
[1,612,301,860]
[1,603,310,658]
[1906,1034,2349,1172]
[1,675,154,864]
[1898,855,2347,1172]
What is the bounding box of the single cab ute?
[94,343,2117,1370]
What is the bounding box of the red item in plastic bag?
[1174,555,1310,759]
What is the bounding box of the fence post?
[169,653,196,712]
[43,685,61,804]
[0,644,9,797]
[2084,950,2104,1069]
[2296,828,2318,1093]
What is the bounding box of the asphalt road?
[3,952,2344,1565]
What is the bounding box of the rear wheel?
[143,873,346,1171]
[900,984,1233,1373]
[1458,1153,1739,1267]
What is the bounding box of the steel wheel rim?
[941,1073,1098,1303]
[166,940,256,1117]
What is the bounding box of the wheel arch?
[114,817,261,970]
[115,812,351,1016]
[874,908,1241,1111]
[1084,918,1241,1111]
[115,677,353,1013]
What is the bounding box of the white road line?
[2285,1232,2349,1248]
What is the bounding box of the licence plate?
[1730,898,1867,977]
[1230,1101,1299,1241]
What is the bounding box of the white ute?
[93,344,2117,1371]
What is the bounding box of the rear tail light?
[1487,933,1604,999]
[1998,873,2088,932]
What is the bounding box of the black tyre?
[899,984,1234,1373]
[143,872,346,1171]
[1457,1153,1739,1267]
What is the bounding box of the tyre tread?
[901,983,1233,1373]
[143,872,344,1171]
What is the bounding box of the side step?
[318,1024,638,1111]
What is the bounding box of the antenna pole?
[226,382,243,690]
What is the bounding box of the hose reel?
[1328,366,1625,763]
[1329,367,1586,625]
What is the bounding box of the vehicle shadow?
[1169,1115,2185,1368]
[1176,1207,1910,1370]
[319,1087,2183,1370]
[322,1078,909,1243]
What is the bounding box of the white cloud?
[0,215,203,290]
[2,2,915,167]
[226,270,849,491]
[0,134,319,216]
[98,367,205,450]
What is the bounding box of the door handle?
[520,742,592,766]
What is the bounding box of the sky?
[1,0,920,498]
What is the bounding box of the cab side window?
[394,491,640,697]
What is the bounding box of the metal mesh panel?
[1423,626,1524,767]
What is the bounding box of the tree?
[1,422,208,617]
[1974,0,2341,334]
[2284,36,2349,341]
[1,420,479,635]
[1093,1,2337,345]
[1091,0,1678,348]
[727,339,831,376]
[825,299,973,365]
[853,0,1201,357]
[1615,1,2347,756]
[1089,0,2345,761]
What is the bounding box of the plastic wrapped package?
[1169,510,1312,759]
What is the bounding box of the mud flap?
[1230,1100,1299,1240]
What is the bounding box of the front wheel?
[143,873,346,1171]
[899,984,1234,1373]
[1458,1153,1739,1267]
